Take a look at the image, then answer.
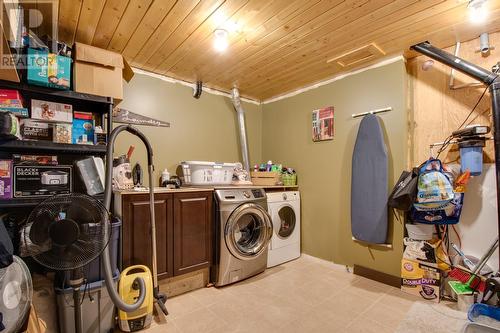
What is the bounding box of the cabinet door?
[173,192,213,276]
[121,193,173,279]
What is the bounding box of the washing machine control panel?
[251,189,264,198]
[216,188,266,202]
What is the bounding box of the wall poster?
[312,106,334,142]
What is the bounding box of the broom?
[448,237,498,295]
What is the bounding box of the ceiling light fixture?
[468,0,488,24]
[213,29,229,52]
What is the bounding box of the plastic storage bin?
[55,219,121,287]
[55,271,119,333]
[181,161,236,185]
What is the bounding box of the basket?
[251,171,281,186]
[181,161,236,185]
[281,173,297,186]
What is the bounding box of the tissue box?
[401,258,441,303]
[0,160,12,199]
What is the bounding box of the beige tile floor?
[144,255,422,333]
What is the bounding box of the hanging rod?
[351,107,392,118]
[429,136,493,148]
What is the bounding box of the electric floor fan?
[21,193,112,333]
[0,256,32,333]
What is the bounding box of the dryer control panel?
[215,188,266,203]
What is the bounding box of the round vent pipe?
[231,87,250,172]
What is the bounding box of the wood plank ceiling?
[39,0,500,101]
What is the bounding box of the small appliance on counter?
[113,146,135,190]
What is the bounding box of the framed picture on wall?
[312,106,334,142]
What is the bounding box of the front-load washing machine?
[213,188,273,287]
[267,191,301,267]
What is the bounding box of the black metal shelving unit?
[0,79,113,209]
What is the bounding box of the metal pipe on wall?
[231,87,251,172]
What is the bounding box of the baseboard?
[353,265,400,288]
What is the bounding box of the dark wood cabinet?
[173,192,212,276]
[121,193,174,279]
[117,191,212,280]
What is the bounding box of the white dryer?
[267,191,300,267]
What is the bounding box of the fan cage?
[21,193,112,271]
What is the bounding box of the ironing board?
[351,114,388,244]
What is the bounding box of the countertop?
[114,187,214,195]
[114,184,298,195]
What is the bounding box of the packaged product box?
[0,107,28,117]
[401,258,441,302]
[21,119,53,141]
[72,111,94,144]
[53,123,72,144]
[31,99,73,123]
[27,48,71,90]
[0,160,13,199]
[72,42,134,101]
[14,165,72,197]
[0,89,24,107]
[13,155,58,165]
[0,24,20,83]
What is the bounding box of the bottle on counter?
[266,160,273,172]
[161,168,170,185]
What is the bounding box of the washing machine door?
[274,204,296,239]
[225,203,272,261]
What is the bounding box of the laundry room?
[1,1,500,333]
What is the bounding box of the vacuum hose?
[102,125,154,312]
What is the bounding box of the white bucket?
[406,223,434,240]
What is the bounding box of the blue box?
[72,112,95,144]
[0,107,28,117]
[27,48,71,90]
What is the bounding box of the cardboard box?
[53,123,72,144]
[401,258,441,302]
[73,42,134,101]
[13,155,58,165]
[0,23,20,83]
[0,107,28,117]
[72,111,94,144]
[0,160,13,199]
[31,99,73,123]
[21,119,53,141]
[14,165,72,197]
[27,48,71,90]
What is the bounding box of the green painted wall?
[115,73,263,184]
[261,60,408,276]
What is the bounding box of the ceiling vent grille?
[327,43,386,68]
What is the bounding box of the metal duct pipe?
[231,87,250,172]
[411,41,498,85]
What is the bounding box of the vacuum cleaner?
[102,125,168,331]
